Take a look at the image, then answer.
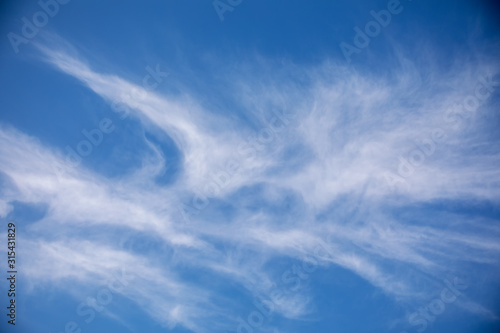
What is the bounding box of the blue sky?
[0,0,500,332]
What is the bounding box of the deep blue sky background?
[0,1,500,333]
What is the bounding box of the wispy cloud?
[1,34,499,331]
